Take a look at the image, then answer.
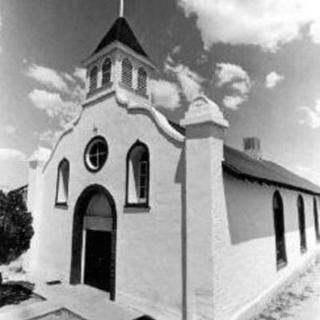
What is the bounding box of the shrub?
[0,190,34,268]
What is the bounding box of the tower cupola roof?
[92,17,148,58]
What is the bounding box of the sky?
[1,0,320,189]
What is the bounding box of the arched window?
[55,159,70,206]
[121,58,133,87]
[297,195,307,253]
[89,66,98,92]
[126,141,150,207]
[314,197,320,242]
[102,58,112,85]
[137,67,147,95]
[273,191,287,268]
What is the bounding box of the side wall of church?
[214,173,319,320]
[30,94,185,319]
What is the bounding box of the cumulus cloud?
[265,72,284,89]
[215,63,252,110]
[30,147,51,162]
[178,0,320,51]
[223,96,246,111]
[309,20,320,43]
[73,67,86,85]
[2,125,16,135]
[230,81,250,95]
[150,52,205,112]
[216,63,250,87]
[26,63,85,145]
[25,64,70,93]
[29,89,80,127]
[150,79,181,110]
[0,149,26,161]
[299,99,320,129]
[165,59,204,102]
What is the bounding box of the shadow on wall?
[175,149,187,320]
[223,174,306,245]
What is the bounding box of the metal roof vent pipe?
[243,137,262,160]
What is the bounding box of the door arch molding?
[70,184,117,300]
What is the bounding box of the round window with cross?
[84,136,109,172]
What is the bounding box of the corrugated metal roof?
[93,17,148,58]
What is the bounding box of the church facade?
[26,17,320,320]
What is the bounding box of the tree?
[0,189,34,283]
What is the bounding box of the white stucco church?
[26,10,320,320]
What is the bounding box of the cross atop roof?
[119,0,124,18]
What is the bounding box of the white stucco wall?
[28,89,320,320]
[29,93,185,319]
[215,173,320,320]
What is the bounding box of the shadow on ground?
[0,281,35,308]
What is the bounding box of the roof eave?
[82,41,156,70]
[223,162,320,196]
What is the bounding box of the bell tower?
[82,4,155,105]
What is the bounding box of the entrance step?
[0,281,145,320]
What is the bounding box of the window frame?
[102,57,112,86]
[55,158,70,208]
[89,66,98,92]
[84,136,109,173]
[273,191,287,270]
[314,197,320,242]
[121,58,133,88]
[137,67,147,95]
[125,140,150,209]
[297,195,307,254]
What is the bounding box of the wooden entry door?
[84,230,112,292]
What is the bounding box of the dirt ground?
[254,257,320,320]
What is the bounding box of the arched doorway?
[70,185,117,300]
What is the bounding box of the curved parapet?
[41,90,185,172]
[42,110,83,172]
[116,91,185,143]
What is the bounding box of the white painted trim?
[83,89,116,108]
[81,229,87,284]
[116,90,185,143]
